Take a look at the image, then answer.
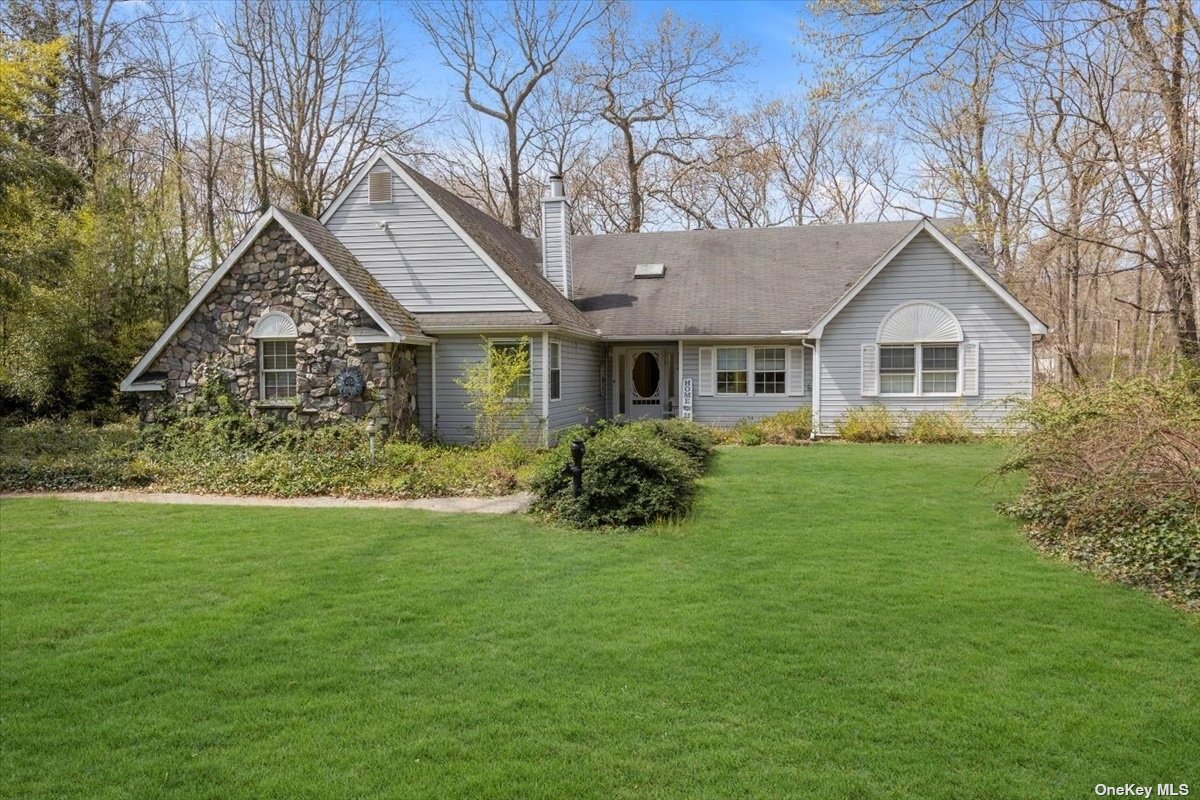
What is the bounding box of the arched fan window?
[250,311,298,400]
[876,301,963,344]
[860,302,977,398]
[250,311,299,340]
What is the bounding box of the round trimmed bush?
[532,423,699,528]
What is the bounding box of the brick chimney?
[540,175,573,298]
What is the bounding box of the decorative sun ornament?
[334,367,366,399]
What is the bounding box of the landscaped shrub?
[836,405,898,442]
[730,418,766,446]
[708,409,812,446]
[1000,372,1200,609]
[531,422,701,528]
[455,336,533,445]
[645,418,718,469]
[753,408,812,444]
[905,410,974,443]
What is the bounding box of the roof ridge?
[567,217,946,241]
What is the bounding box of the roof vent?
[634,263,665,279]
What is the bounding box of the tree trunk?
[507,117,522,232]
[620,123,642,233]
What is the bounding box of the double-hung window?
[879,345,916,395]
[548,341,561,401]
[711,346,795,396]
[878,344,958,395]
[715,347,748,394]
[921,346,959,394]
[260,340,297,400]
[754,348,786,394]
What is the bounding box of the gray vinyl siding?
[541,198,572,298]
[817,230,1032,434]
[426,334,544,444]
[547,336,605,434]
[325,164,530,312]
[682,342,812,426]
[416,347,433,435]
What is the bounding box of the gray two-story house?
[122,149,1047,442]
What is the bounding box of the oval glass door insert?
[631,352,661,401]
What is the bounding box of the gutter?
[601,333,812,342]
[417,325,604,340]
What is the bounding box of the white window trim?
[877,342,962,398]
[489,338,534,403]
[548,339,561,402]
[713,345,792,397]
[258,338,298,401]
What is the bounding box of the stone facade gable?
[143,221,417,430]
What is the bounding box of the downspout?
[804,340,819,439]
[541,332,551,447]
[677,340,683,417]
[430,341,438,440]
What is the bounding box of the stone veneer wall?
[141,221,418,430]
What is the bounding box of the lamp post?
[366,416,377,464]
[562,438,585,497]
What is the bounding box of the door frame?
[610,345,676,419]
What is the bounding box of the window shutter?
[961,341,980,396]
[368,171,393,203]
[698,347,715,396]
[787,346,805,396]
[861,343,879,397]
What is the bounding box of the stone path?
[0,490,534,515]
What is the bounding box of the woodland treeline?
[0,0,1197,417]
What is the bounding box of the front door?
[627,350,665,419]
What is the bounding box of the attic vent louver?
[634,263,665,279]
[368,171,392,203]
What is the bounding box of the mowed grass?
[1,444,1196,799]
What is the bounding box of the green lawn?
[1,444,1196,799]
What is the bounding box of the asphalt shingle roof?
[277,208,425,338]
[571,218,988,337]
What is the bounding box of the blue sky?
[380,0,814,105]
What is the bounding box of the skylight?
[634,263,665,279]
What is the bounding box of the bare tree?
[575,4,751,232]
[804,0,1200,368]
[410,0,607,232]
[57,0,165,182]
[1090,0,1199,364]
[223,0,428,216]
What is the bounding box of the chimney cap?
[547,174,565,198]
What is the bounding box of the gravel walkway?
[0,490,534,514]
